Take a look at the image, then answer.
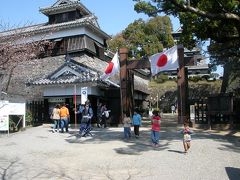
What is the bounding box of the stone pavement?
[0,115,240,180]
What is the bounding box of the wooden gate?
[26,100,49,126]
[208,94,233,125]
[190,98,208,124]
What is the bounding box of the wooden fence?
[26,100,49,126]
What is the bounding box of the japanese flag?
[100,52,120,80]
[149,45,179,76]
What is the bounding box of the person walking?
[132,111,142,138]
[181,123,193,153]
[81,103,93,122]
[79,103,93,134]
[123,112,131,139]
[171,105,176,114]
[60,103,70,133]
[151,110,161,147]
[100,104,108,128]
[51,104,61,133]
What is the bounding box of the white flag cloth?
[100,52,120,80]
[149,45,179,76]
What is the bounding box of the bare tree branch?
[0,23,52,97]
[169,0,240,22]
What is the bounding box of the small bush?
[154,74,169,83]
[201,75,210,81]
[189,76,202,82]
[25,111,33,126]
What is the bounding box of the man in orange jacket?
[60,103,70,133]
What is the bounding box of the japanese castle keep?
[0,0,149,125]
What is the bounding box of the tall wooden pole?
[128,70,134,116]
[119,48,128,121]
[177,45,189,124]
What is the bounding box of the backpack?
[104,111,109,118]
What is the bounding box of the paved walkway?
[0,115,240,180]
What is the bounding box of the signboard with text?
[81,87,88,104]
[0,101,26,132]
[0,115,9,131]
[0,101,9,131]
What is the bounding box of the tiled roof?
[0,15,110,39]
[40,0,91,16]
[134,75,149,93]
[31,57,118,87]
[30,54,149,93]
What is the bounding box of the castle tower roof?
[39,0,91,16]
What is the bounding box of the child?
[123,112,131,139]
[181,123,193,153]
[151,110,161,147]
[132,111,142,138]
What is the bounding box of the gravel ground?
[0,118,240,180]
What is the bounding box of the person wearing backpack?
[51,104,60,133]
[79,103,93,134]
[100,104,108,128]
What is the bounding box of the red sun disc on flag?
[105,62,114,74]
[157,54,168,67]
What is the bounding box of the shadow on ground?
[62,114,240,155]
[64,127,173,155]
[225,167,240,180]
[0,156,94,180]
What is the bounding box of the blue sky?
[0,0,180,35]
[0,0,222,74]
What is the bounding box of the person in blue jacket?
[132,111,142,138]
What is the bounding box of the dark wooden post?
[128,70,134,116]
[119,48,129,120]
[177,45,189,124]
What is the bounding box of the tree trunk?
[0,65,16,99]
[220,62,231,93]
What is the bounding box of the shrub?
[201,75,210,81]
[189,76,202,82]
[25,111,33,126]
[154,74,169,83]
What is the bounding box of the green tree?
[107,33,127,52]
[107,16,174,59]
[133,0,240,94]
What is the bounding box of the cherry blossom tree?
[0,24,51,99]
